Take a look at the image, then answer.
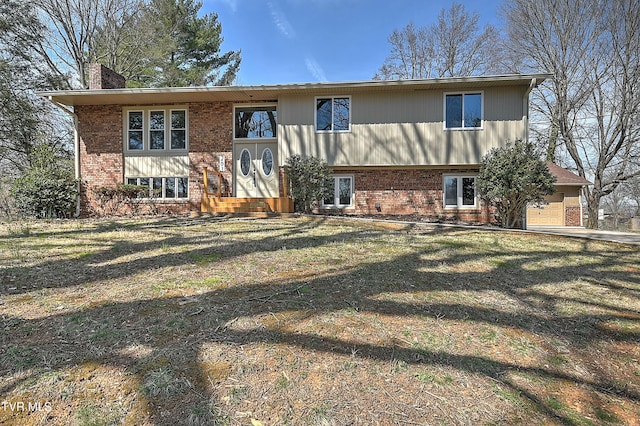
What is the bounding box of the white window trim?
[443,91,484,131]
[125,176,189,200]
[322,174,354,208]
[315,96,352,133]
[124,106,189,154]
[233,103,278,141]
[443,174,478,209]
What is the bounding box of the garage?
[527,192,564,226]
[526,163,591,227]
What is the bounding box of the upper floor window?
[316,97,350,132]
[445,92,482,129]
[125,107,188,152]
[234,105,277,139]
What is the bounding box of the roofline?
[38,73,553,106]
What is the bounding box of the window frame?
[315,96,352,133]
[322,175,354,208]
[443,92,484,130]
[124,106,189,153]
[443,174,478,209]
[233,104,278,140]
[125,176,189,200]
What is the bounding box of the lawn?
[0,216,639,425]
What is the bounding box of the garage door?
[527,193,564,226]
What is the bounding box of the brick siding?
[77,102,495,223]
[565,206,582,226]
[88,64,126,90]
[321,168,495,224]
[76,102,234,216]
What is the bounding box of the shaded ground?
[526,226,640,246]
[0,216,639,425]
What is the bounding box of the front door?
[234,142,279,198]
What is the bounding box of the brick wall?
[322,168,495,224]
[77,105,123,216]
[88,64,125,90]
[76,101,234,216]
[188,102,234,210]
[565,206,582,226]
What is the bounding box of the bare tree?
[375,3,499,79]
[503,0,640,229]
[90,0,150,82]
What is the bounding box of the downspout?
[579,187,584,227]
[523,78,537,143]
[48,98,81,218]
[522,78,537,229]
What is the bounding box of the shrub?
[10,145,77,218]
[477,140,556,228]
[93,184,158,216]
[284,155,333,213]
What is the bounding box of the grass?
[1,216,639,425]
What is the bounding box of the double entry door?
[234,142,279,198]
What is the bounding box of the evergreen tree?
[137,0,241,87]
[477,140,556,229]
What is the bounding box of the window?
[445,93,482,129]
[234,105,277,138]
[171,110,187,149]
[316,97,350,132]
[239,149,251,176]
[125,108,188,152]
[150,111,165,150]
[128,111,143,150]
[444,175,477,208]
[126,177,189,199]
[323,176,354,207]
[261,148,274,176]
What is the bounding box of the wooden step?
[201,196,294,214]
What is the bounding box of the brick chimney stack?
[88,63,126,90]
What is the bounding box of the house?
[526,162,591,227]
[40,64,553,224]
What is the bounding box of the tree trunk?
[586,192,601,229]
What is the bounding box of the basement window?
[323,175,354,208]
[444,175,477,208]
[126,177,189,199]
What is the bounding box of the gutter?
[523,77,537,143]
[48,98,81,218]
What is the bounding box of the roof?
[547,162,592,186]
[38,73,552,107]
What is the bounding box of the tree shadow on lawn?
[0,216,385,296]
[1,218,639,424]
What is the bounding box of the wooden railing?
[203,167,224,198]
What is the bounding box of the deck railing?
[202,167,224,198]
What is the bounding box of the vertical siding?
[279,86,527,166]
[124,155,189,177]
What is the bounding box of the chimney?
[88,63,126,90]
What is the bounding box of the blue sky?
[202,0,503,85]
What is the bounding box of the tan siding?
[124,155,189,177]
[279,86,527,167]
[557,185,582,206]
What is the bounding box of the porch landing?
[201,196,294,214]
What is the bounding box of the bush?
[477,140,556,229]
[10,145,77,218]
[93,184,158,216]
[284,155,333,213]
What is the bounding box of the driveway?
[526,226,640,245]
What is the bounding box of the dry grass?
[0,216,639,425]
